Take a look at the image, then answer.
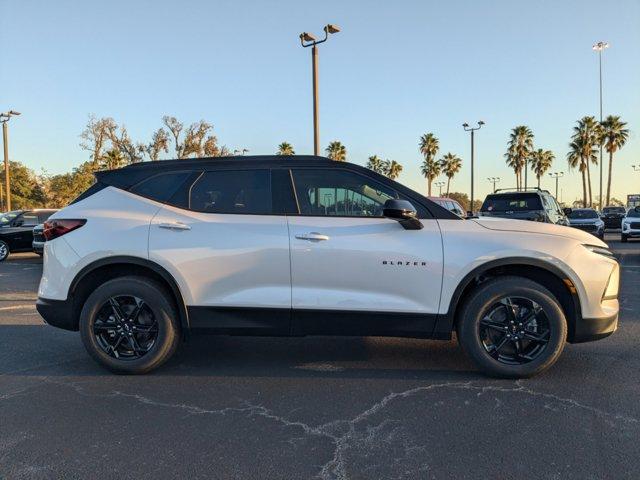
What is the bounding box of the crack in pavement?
[17,377,635,480]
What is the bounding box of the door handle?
[158,222,191,231]
[295,232,329,241]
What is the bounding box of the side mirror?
[562,208,572,216]
[383,199,423,230]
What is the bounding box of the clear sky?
[1,0,639,204]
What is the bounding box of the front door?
[287,168,444,337]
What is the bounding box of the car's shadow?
[1,324,480,381]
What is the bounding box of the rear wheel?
[457,276,567,378]
[79,276,180,374]
[0,240,9,262]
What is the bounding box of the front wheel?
[457,276,567,378]
[79,276,180,374]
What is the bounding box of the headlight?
[583,244,616,259]
[602,263,619,300]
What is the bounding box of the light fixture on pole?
[462,121,484,214]
[299,24,340,156]
[487,177,500,193]
[593,41,609,210]
[0,110,21,212]
[434,181,446,197]
[548,171,564,199]
[233,149,249,156]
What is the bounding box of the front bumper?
[603,217,623,229]
[569,312,618,343]
[32,241,44,254]
[36,297,77,331]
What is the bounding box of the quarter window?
[291,169,400,217]
[189,170,271,214]
[130,171,192,203]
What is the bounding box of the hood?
[472,216,607,246]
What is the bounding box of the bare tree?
[203,135,221,157]
[80,115,117,165]
[106,123,144,163]
[147,128,170,161]
[182,120,213,158]
[163,116,185,158]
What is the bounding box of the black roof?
[124,155,334,170]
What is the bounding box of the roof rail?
[493,187,551,194]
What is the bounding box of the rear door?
[148,169,292,334]
[287,168,444,337]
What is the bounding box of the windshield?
[603,207,625,214]
[568,209,599,219]
[0,211,20,226]
[481,194,542,212]
[627,209,640,218]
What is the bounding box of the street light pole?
[487,177,500,193]
[0,110,21,212]
[462,121,484,214]
[549,171,564,200]
[593,41,609,209]
[300,24,340,156]
[434,181,445,196]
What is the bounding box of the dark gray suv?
[479,189,569,225]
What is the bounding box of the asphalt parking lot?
[1,233,639,479]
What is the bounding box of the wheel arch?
[68,256,190,334]
[436,257,583,342]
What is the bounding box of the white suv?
[37,156,620,377]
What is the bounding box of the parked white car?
[37,156,619,377]
[621,207,640,242]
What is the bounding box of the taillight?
[43,219,86,241]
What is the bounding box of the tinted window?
[568,209,599,219]
[627,209,640,218]
[0,211,19,226]
[271,169,298,214]
[130,171,191,203]
[292,169,400,217]
[21,213,39,227]
[190,170,271,214]
[604,207,625,214]
[481,194,543,212]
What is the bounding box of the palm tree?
[504,126,534,190]
[600,115,629,206]
[567,138,592,208]
[531,149,554,188]
[383,160,403,180]
[325,141,347,161]
[572,116,601,207]
[366,155,385,174]
[100,149,127,170]
[420,158,441,196]
[419,133,440,195]
[276,142,295,155]
[439,153,462,196]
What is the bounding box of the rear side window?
[21,213,39,227]
[130,171,192,203]
[189,170,271,214]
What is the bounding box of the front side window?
[189,170,271,214]
[291,169,399,217]
[0,211,19,227]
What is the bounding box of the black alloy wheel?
[479,296,550,365]
[93,295,158,360]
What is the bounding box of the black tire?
[621,234,628,243]
[79,276,180,374]
[457,276,567,378]
[0,240,9,262]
